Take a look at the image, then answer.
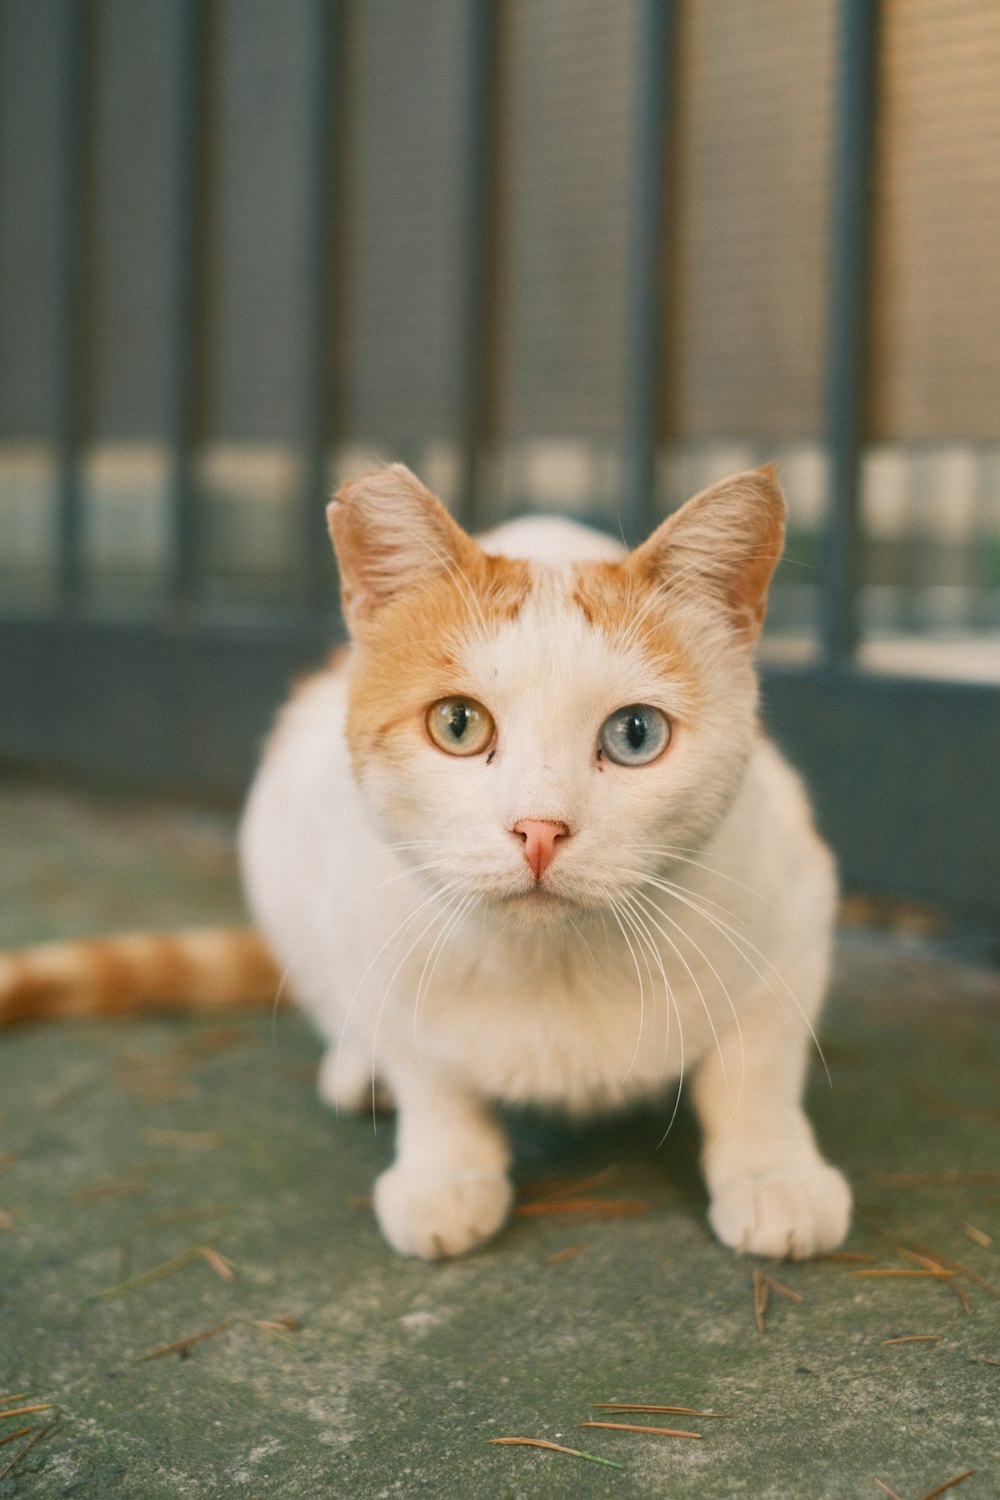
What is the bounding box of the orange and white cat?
[238,463,851,1260]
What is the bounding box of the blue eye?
[599,704,671,766]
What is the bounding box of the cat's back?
[240,657,358,914]
[254,653,351,783]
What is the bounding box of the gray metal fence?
[1,0,999,916]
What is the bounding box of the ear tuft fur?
[327,465,478,632]
[631,465,786,642]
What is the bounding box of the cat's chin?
[492,886,583,927]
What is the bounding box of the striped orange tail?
[0,928,284,1026]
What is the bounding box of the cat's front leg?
[317,1039,394,1115]
[373,1063,512,1259]
[691,996,851,1260]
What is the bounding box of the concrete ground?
[0,774,998,1499]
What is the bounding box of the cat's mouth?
[494,882,582,917]
[514,885,574,903]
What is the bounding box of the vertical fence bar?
[299,0,343,611]
[819,0,881,664]
[53,0,93,607]
[622,0,676,547]
[453,0,500,532]
[164,0,206,609]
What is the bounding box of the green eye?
[426,697,495,757]
[599,704,671,766]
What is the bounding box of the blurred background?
[0,0,998,918]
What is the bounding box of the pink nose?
[512,819,570,882]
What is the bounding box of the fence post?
[53,0,93,608]
[820,0,882,665]
[299,0,345,612]
[622,0,677,547]
[453,0,500,532]
[164,0,207,610]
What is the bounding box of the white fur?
[240,510,850,1261]
[477,513,626,566]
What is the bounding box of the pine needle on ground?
[489,1437,624,1470]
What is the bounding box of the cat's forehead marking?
[570,558,700,687]
[345,549,699,770]
[461,561,697,718]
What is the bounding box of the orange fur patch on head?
[345,551,534,770]
[330,464,534,766]
[570,558,702,712]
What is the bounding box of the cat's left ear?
[327,464,479,632]
[630,465,786,642]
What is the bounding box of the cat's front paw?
[708,1162,851,1260]
[374,1164,513,1259]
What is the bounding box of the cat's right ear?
[327,465,478,632]
[629,465,786,643]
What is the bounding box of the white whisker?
[330,857,457,920]
[417,532,488,636]
[331,875,467,1122]
[411,891,478,1050]
[618,891,682,1105]
[366,880,474,1123]
[607,900,648,1086]
[631,845,777,910]
[641,874,831,1087]
[630,884,746,1126]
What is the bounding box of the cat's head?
[327,464,784,923]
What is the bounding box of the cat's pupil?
[450,705,469,740]
[625,712,646,750]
